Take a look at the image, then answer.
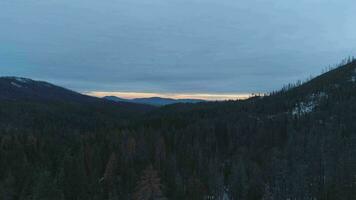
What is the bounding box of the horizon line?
[85,91,257,101]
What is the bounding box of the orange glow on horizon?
[84,91,253,101]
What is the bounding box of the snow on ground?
[292,101,315,115]
[350,68,356,82]
[43,83,52,87]
[15,77,31,83]
[11,82,22,88]
[204,187,231,200]
[292,92,328,116]
[351,76,356,82]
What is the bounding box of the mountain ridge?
[0,76,155,130]
[104,95,206,106]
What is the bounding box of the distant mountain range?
[104,96,206,106]
[0,76,206,107]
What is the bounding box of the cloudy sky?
[1,0,356,99]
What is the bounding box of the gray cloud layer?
[1,0,356,93]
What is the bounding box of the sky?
[1,0,356,100]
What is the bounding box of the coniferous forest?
[1,60,356,199]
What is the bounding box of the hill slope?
[126,60,356,199]
[0,77,155,131]
[0,77,94,102]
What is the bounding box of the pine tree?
[133,165,166,200]
[100,152,118,186]
[99,152,119,200]
[32,171,63,200]
[155,137,166,169]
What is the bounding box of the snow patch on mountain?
[43,83,52,87]
[292,101,315,115]
[14,77,31,83]
[11,82,23,88]
[350,68,356,82]
[292,92,328,116]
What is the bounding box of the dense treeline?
[1,60,356,199]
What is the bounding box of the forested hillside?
[1,60,356,200]
[0,77,154,132]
